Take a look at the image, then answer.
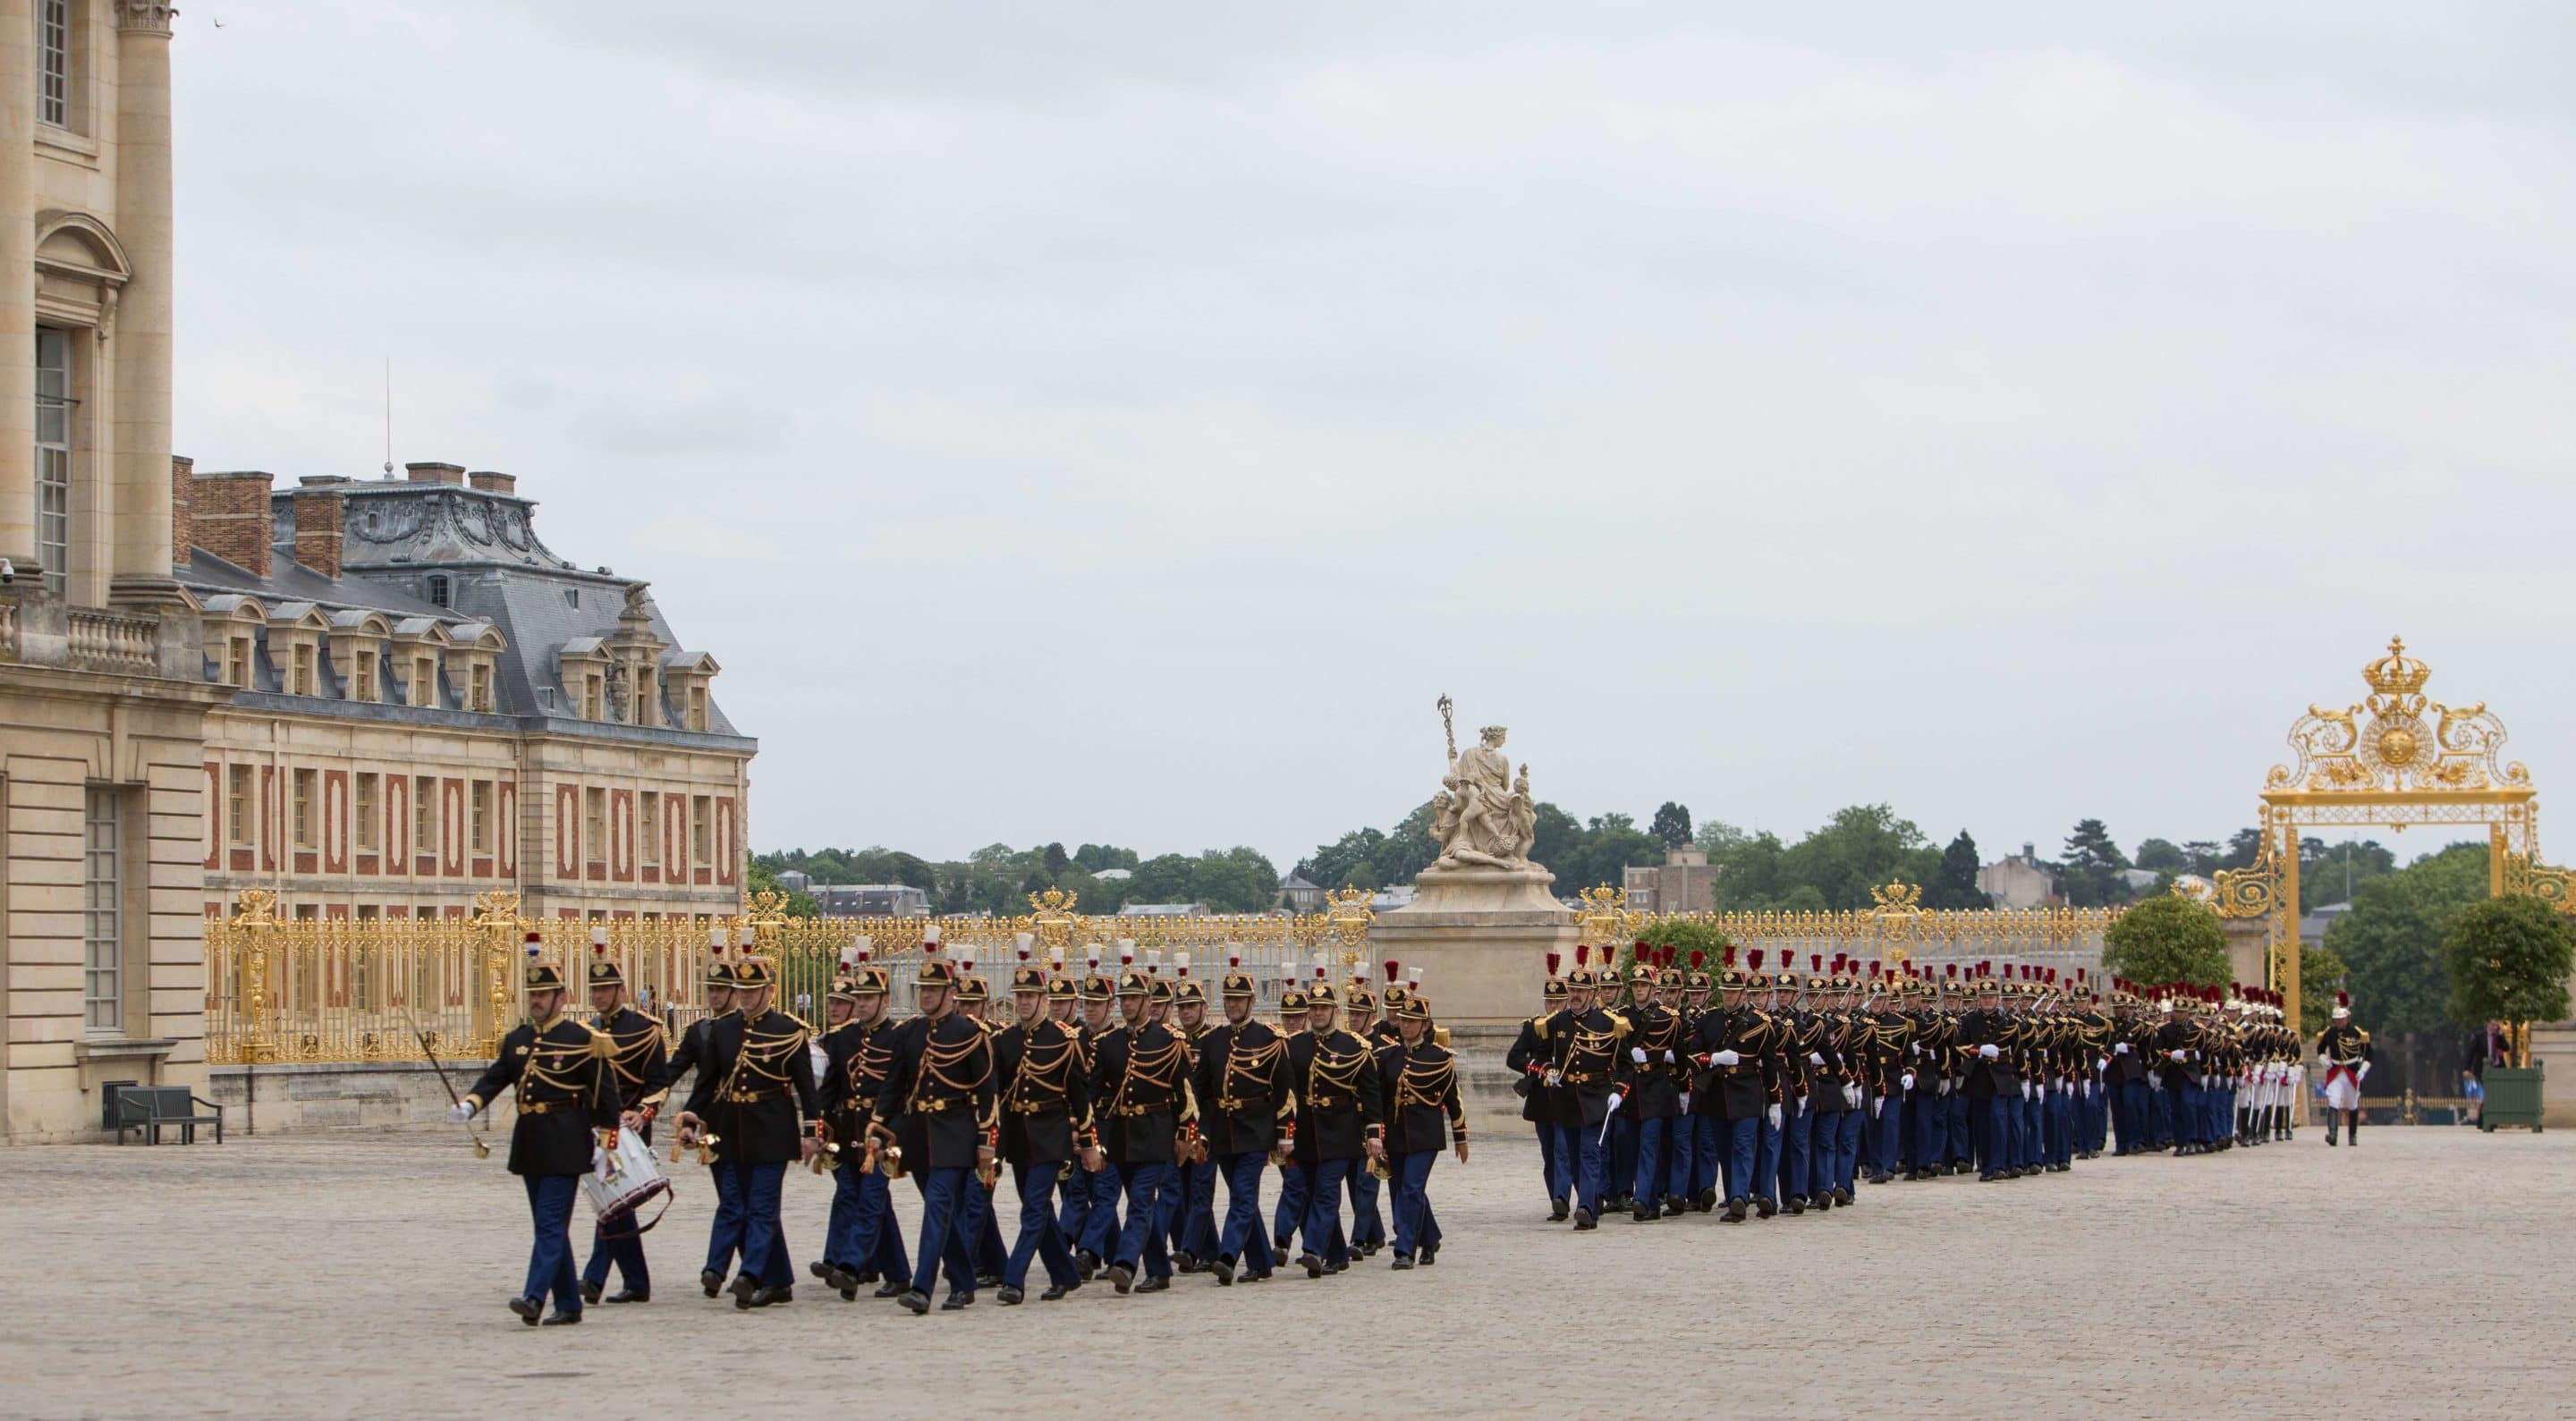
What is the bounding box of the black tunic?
[1089,1019,1191,1166]
[1195,1017,1292,1157]
[1287,1027,1381,1163]
[995,1017,1089,1166]
[1621,1002,1686,1121]
[1377,1036,1465,1155]
[682,1008,821,1166]
[875,1011,998,1171]
[1690,1005,1780,1121]
[465,1016,622,1178]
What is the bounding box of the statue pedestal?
[1371,867,1579,1136]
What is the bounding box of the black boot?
[2345,1112,2359,1146]
[1549,1197,1569,1222]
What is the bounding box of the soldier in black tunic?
[1287,979,1383,1275]
[1376,984,1466,1269]
[576,926,665,1307]
[1505,961,1572,1219]
[1197,960,1291,1285]
[654,927,742,1298]
[675,952,822,1309]
[1088,970,1195,1296]
[455,945,623,1327]
[1621,956,1686,1222]
[814,955,909,1300]
[874,952,999,1315]
[1690,954,1783,1222]
[994,965,1089,1304]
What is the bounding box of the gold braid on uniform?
[1009,1026,1081,1115]
[1218,1033,1287,1114]
[720,1016,813,1104]
[597,1012,667,1107]
[908,1028,995,1132]
[521,1027,610,1112]
[1394,1048,1465,1142]
[1304,1034,1372,1112]
[1111,1032,1197,1123]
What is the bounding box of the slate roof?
[177,475,747,747]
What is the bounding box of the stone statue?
[1429,712,1538,872]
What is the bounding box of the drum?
[582,1128,673,1230]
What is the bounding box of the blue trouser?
[1608,1115,1639,1201]
[2050,1087,2075,1165]
[1690,1112,1723,1199]
[1216,1152,1268,1268]
[521,1173,582,1312]
[1391,1149,1440,1256]
[1546,1123,1576,1203]
[1175,1157,1219,1259]
[737,1160,792,1289]
[1273,1157,1308,1252]
[2115,1080,2148,1153]
[703,1158,747,1277]
[580,1204,648,1297]
[1114,1160,1174,1278]
[1058,1164,1099,1255]
[1004,1161,1080,1291]
[1804,1107,1835,1194]
[826,1158,907,1279]
[1974,1095,2008,1172]
[907,1165,978,1296]
[973,1178,1007,1279]
[1081,1163,1126,1260]
[1911,1091,1944,1170]
[2148,1079,2172,1146]
[1780,1099,1813,1199]
[1348,1163,1385,1248]
[1535,1121,1561,1202]
[1754,1110,1783,1204]
[2168,1079,2203,1146]
[1302,1159,1355,1265]
[1721,1114,1759,1202]
[1834,1107,1863,1192]
[1874,1097,1904,1176]
[1945,1090,1971,1164]
[1633,1115,1674,1206]
[1552,1122,1606,1215]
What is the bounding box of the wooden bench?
[113,1085,225,1145]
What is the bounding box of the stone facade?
[1623,844,1716,913]
[1976,843,2059,909]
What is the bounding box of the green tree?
[2179,840,2222,876]
[2061,818,2131,907]
[2299,839,2395,913]
[2134,838,2188,874]
[2101,893,2227,988]
[2324,842,2487,1038]
[1925,830,1990,909]
[1074,843,1139,873]
[1648,801,1694,850]
[2299,940,2349,1037]
[2443,895,2574,1042]
[2219,827,2265,872]
[745,860,819,918]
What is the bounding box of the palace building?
[0,9,755,1141]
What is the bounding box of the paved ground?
[4,1123,2568,1418]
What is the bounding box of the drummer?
[453,935,624,1326]
[581,926,667,1307]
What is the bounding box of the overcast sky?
[171,4,2576,872]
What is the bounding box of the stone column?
[108,2,180,605]
[0,0,36,572]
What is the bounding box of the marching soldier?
[2317,990,2371,1147]
[1678,951,1722,1211]
[1088,968,1195,1295]
[2151,986,2208,1156]
[953,968,1011,1287]
[1377,977,1466,1269]
[1197,955,1292,1285]
[1342,978,1390,1256]
[1168,961,1221,1271]
[1554,954,1627,1231]
[653,927,742,1297]
[453,935,624,1327]
[674,943,823,1310]
[993,961,1089,1304]
[1689,948,1781,1223]
[1962,965,2019,1181]
[875,945,999,1315]
[1621,953,1687,1222]
[1268,970,1315,1266]
[1286,968,1383,1273]
[1063,953,1117,1275]
[579,926,665,1307]
[814,950,908,1301]
[1505,958,1572,1220]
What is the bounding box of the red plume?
[1383,959,1400,983]
[1574,943,1589,967]
[1748,949,1765,970]
[1545,952,1561,977]
[1689,949,1705,969]
[1722,945,1736,968]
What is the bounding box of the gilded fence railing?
[203,884,2129,1066]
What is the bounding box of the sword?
[397,997,491,1160]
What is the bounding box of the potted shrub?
[2442,895,2574,1132]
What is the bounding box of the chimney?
[291,479,348,579]
[170,455,194,568]
[404,461,466,486]
[188,470,274,578]
[468,470,516,495]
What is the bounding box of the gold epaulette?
[586,1027,617,1061]
[1610,1013,1631,1038]
[1531,1015,1549,1041]
[1434,1025,1452,1048]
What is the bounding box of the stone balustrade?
[68,607,161,675]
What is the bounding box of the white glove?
[1679,1095,1691,1115]
[1798,1094,1810,1112]
[592,1146,613,1180]
[1606,1093,1624,1114]
[1663,1050,1675,1064]
[1979,1045,2001,1060]
[1843,1083,1861,1109]
[2357,1061,2371,1080]
[2199,1074,2213,1091]
[1808,1052,1826,1068]
[1712,1050,1741,1067]
[448,1101,477,1123]
[1872,1098,1885,1119]
[1900,1071,1916,1091]
[1631,1047,1648,1065]
[2021,1082,2033,1101]
[1937,1078,1952,1096]
[2168,1049,2187,1062]
[1766,1104,1782,1129]
[2114,1043,2131,1055]
[2097,1057,2110,1071]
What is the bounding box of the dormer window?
[425,573,451,608]
[411,654,437,707]
[582,672,604,721]
[352,647,377,702]
[225,636,252,688]
[469,663,492,713]
[291,643,317,697]
[689,683,708,732]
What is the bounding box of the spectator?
[2462,1020,2505,1127]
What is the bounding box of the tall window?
[691,795,712,866]
[291,768,318,849]
[585,787,606,865]
[83,788,122,1032]
[582,672,604,721]
[225,765,253,847]
[35,329,72,596]
[353,648,378,702]
[225,635,252,688]
[38,1,70,129]
[634,668,657,726]
[354,774,379,851]
[292,643,317,697]
[468,663,491,712]
[688,684,708,732]
[413,775,437,859]
[470,781,492,854]
[411,654,437,707]
[639,792,660,867]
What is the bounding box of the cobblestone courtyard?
[5,1125,2568,1418]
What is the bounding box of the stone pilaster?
[0,0,36,572]
[108,0,182,607]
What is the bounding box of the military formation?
[1503,943,2311,1231]
[454,926,1464,1324]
